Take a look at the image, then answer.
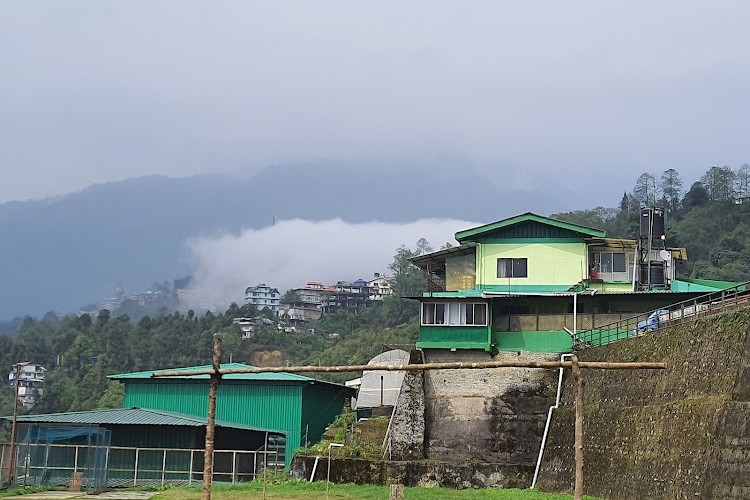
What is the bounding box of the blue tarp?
[633,309,669,335]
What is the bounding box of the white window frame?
[421,302,488,326]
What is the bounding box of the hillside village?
[5,207,750,499]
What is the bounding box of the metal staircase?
[576,281,750,349]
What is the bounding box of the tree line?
[553,163,750,282]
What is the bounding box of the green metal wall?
[124,380,303,463]
[417,325,491,350]
[300,383,352,447]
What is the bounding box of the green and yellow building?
[411,212,737,354]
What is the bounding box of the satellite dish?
[659,250,671,261]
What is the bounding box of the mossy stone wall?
[538,308,750,499]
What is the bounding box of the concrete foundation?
[422,349,558,465]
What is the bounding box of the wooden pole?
[572,355,584,500]
[202,337,222,500]
[153,360,666,378]
[7,363,22,486]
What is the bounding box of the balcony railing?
[576,281,750,349]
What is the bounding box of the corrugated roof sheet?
[108,363,315,382]
[3,407,282,434]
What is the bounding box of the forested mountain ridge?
[0,159,570,319]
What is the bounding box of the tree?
[659,168,683,214]
[389,242,428,297]
[632,172,658,207]
[619,192,629,212]
[96,381,125,409]
[281,289,301,304]
[681,182,709,211]
[735,164,750,200]
[701,165,735,202]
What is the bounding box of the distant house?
[244,284,281,312]
[278,305,322,323]
[8,362,46,408]
[324,280,372,313]
[367,272,392,301]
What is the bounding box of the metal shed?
[4,407,283,487]
[108,363,354,464]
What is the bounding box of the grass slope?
[152,481,605,499]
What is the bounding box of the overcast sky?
[2,1,750,203]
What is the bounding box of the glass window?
[497,258,528,278]
[423,303,435,324]
[421,302,488,326]
[474,304,487,325]
[463,303,474,324]
[435,303,446,324]
[448,303,461,324]
[613,253,626,273]
[592,252,627,274]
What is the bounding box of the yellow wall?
[477,242,587,287]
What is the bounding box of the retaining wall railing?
[576,282,750,349]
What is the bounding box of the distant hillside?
[0,158,572,318]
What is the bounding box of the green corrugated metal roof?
[455,212,606,242]
[3,407,282,434]
[108,363,315,382]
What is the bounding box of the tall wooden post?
[202,337,222,500]
[7,363,22,486]
[572,355,584,500]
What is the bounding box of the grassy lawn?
[151,481,605,500]
[0,486,54,497]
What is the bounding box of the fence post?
[253,451,257,480]
[232,451,237,484]
[161,449,167,487]
[133,448,139,487]
[188,450,194,486]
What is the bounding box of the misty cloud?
[183,218,475,308]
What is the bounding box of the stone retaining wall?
[290,455,531,489]
[537,308,750,499]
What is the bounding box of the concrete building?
[244,284,281,312]
[8,362,46,408]
[367,272,392,301]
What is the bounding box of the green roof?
[109,363,315,382]
[3,407,282,434]
[455,212,606,242]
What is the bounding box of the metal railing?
[0,443,282,488]
[576,282,750,349]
